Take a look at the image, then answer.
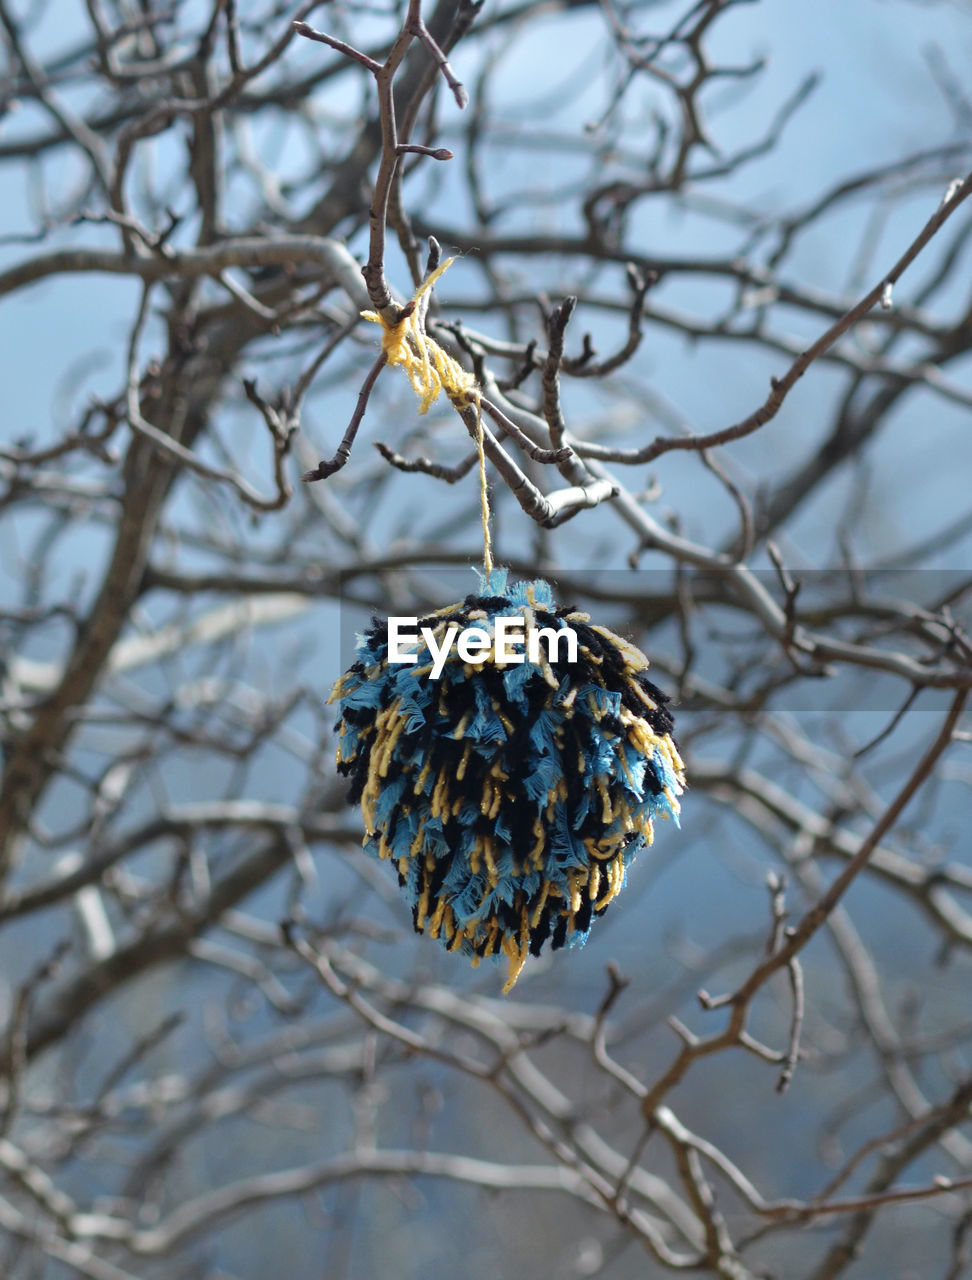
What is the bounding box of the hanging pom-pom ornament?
[329,570,685,992]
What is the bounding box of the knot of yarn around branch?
[361,257,479,414]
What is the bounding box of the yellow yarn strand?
[362,257,493,574]
[475,403,493,575]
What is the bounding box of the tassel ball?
[330,570,685,991]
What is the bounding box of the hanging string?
[475,406,493,575]
[361,257,492,573]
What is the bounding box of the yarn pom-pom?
[329,570,685,991]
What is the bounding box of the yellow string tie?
[362,257,493,573]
